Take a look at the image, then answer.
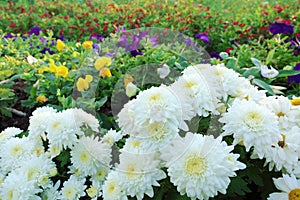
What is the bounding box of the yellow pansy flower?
[100,68,112,78]
[291,98,300,106]
[76,75,93,92]
[82,41,93,50]
[72,51,80,58]
[36,95,48,103]
[55,66,68,78]
[38,67,50,74]
[124,75,134,88]
[56,39,65,51]
[94,57,112,70]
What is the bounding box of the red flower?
[9,21,16,28]
[239,24,245,27]
[233,21,239,25]
[103,25,108,31]
[296,33,300,37]
[274,4,283,13]
[226,48,233,54]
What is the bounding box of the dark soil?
[0,79,34,131]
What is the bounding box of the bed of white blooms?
[1,63,300,200]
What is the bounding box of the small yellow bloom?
[76,75,93,92]
[291,98,300,106]
[124,75,134,88]
[94,57,112,70]
[38,67,49,74]
[82,41,93,50]
[56,39,65,51]
[100,68,112,78]
[55,66,68,78]
[36,95,48,103]
[72,51,80,57]
[75,42,81,47]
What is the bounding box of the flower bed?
[0,0,300,199]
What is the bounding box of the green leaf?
[252,78,275,95]
[243,67,260,78]
[227,176,251,196]
[251,58,262,68]
[95,96,108,110]
[277,70,300,78]
[266,48,276,65]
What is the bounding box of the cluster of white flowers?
[1,62,300,199]
[0,107,111,200]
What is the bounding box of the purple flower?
[58,35,65,41]
[130,50,143,57]
[194,33,210,43]
[288,63,300,84]
[210,52,222,60]
[268,22,294,35]
[184,38,200,52]
[92,43,101,54]
[29,26,41,36]
[40,47,54,55]
[39,37,47,44]
[150,36,159,47]
[90,33,103,42]
[3,33,13,39]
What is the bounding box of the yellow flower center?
[149,122,165,141]
[65,188,74,198]
[126,164,137,178]
[11,145,22,156]
[8,190,13,200]
[184,80,197,89]
[149,93,161,101]
[289,188,300,200]
[277,112,285,117]
[79,152,89,162]
[278,133,286,148]
[108,182,116,195]
[244,111,263,127]
[52,122,61,129]
[132,141,141,148]
[184,154,206,176]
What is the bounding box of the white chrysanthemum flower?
[59,175,86,200]
[0,127,23,143]
[0,137,35,173]
[71,136,111,177]
[102,171,128,200]
[102,129,123,146]
[160,132,245,200]
[292,163,300,178]
[220,99,281,158]
[86,181,102,200]
[235,85,267,103]
[16,154,56,188]
[214,63,263,102]
[117,98,138,133]
[46,111,81,149]
[262,96,296,131]
[71,108,100,132]
[0,170,41,199]
[28,106,57,139]
[118,85,186,145]
[41,181,61,200]
[264,126,300,173]
[170,64,222,117]
[268,174,300,200]
[47,143,63,158]
[126,122,179,153]
[116,151,166,200]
